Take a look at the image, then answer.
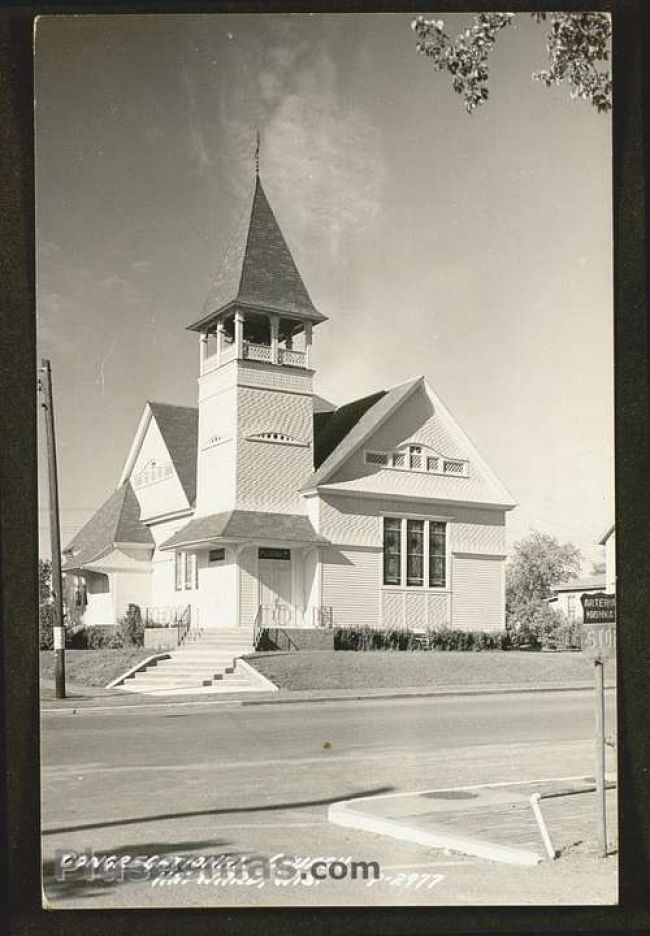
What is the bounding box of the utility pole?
[39,358,65,698]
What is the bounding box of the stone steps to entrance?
[115,628,274,696]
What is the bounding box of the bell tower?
[188,161,328,518]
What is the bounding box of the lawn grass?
[39,648,153,687]
[248,649,616,692]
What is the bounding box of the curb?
[236,658,279,692]
[105,652,171,689]
[40,680,613,713]
[240,681,613,707]
[328,799,543,867]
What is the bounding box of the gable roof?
[188,176,327,332]
[306,377,423,488]
[551,575,606,594]
[313,389,387,469]
[148,403,198,506]
[62,482,154,571]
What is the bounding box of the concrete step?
[147,662,235,679]
[174,650,251,660]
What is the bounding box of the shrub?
[117,604,144,648]
[333,626,513,651]
[39,602,54,650]
[507,598,578,650]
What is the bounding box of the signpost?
[581,592,616,858]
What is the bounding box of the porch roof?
[160,509,329,551]
[62,482,154,571]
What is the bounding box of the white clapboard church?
[62,167,516,690]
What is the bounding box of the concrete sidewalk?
[39,679,615,713]
[329,777,618,867]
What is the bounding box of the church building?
[62,169,516,649]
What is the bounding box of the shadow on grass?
[43,785,395,836]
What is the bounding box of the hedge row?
[333,623,583,652]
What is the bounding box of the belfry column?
[216,320,224,365]
[270,313,280,364]
[235,310,245,359]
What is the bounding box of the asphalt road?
[41,689,617,908]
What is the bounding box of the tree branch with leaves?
[411,12,611,114]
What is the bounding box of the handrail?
[177,604,192,646]
[253,604,301,652]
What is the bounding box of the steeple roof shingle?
[189,177,327,332]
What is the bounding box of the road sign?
[581,592,616,624]
[581,592,616,663]
[581,623,616,662]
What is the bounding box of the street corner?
[328,775,619,870]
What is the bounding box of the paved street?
[41,689,617,907]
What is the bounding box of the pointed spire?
[254,129,260,177]
[189,168,328,331]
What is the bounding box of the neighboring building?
[548,575,607,624]
[599,523,616,593]
[62,171,517,637]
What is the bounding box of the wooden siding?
[451,555,504,632]
[321,547,381,629]
[326,384,505,507]
[237,385,313,513]
[381,589,450,629]
[239,546,259,629]
[318,492,505,553]
[131,417,189,521]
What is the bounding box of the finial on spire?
[254,130,260,177]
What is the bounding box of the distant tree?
[411,12,611,115]
[506,532,582,647]
[507,531,582,605]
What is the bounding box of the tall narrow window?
[429,521,446,588]
[174,552,183,591]
[409,446,422,470]
[383,518,402,585]
[406,519,424,586]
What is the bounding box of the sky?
[35,12,613,569]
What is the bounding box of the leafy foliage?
[506,531,582,649]
[39,559,54,650]
[333,626,513,652]
[507,531,581,605]
[411,12,611,114]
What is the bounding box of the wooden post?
[269,313,279,364]
[304,321,312,368]
[594,658,607,857]
[234,310,245,359]
[39,359,66,699]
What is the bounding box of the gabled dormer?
[119,402,198,523]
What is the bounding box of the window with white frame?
[383,517,447,588]
[365,446,468,477]
[175,551,199,591]
[382,517,402,586]
[567,594,576,622]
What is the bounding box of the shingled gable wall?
[307,383,510,631]
[130,413,190,522]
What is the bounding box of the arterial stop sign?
[581,593,616,662]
